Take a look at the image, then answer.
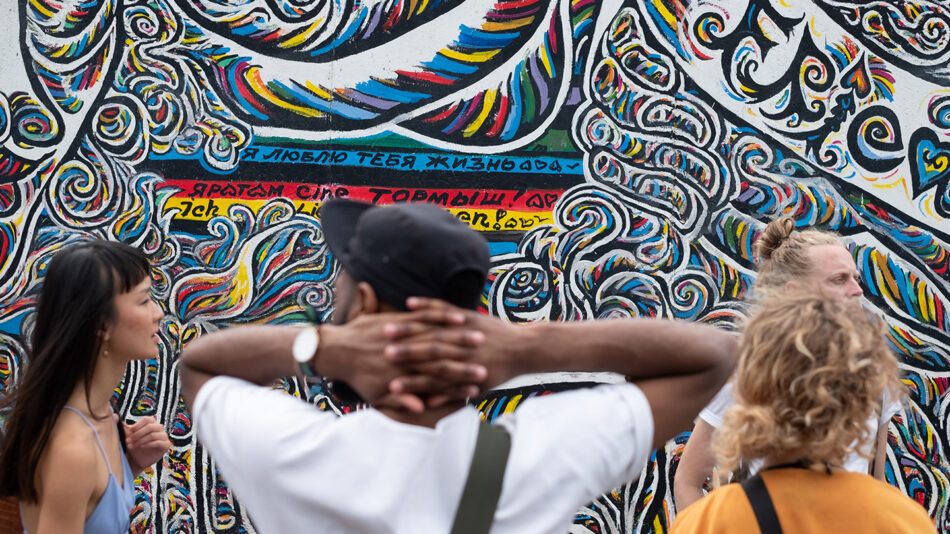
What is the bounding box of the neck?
[378,401,468,429]
[67,353,129,419]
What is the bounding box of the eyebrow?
[828,270,860,278]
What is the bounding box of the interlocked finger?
[384,332,483,363]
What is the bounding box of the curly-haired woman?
[674,217,898,510]
[670,295,932,532]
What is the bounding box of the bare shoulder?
[18,413,104,531]
[34,414,101,496]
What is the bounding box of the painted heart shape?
[909,128,950,218]
[840,52,873,100]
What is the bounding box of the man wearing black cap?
[180,200,736,533]
[321,197,491,314]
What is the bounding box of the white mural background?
[0,0,948,531]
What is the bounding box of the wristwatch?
[292,327,320,378]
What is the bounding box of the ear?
[784,280,800,293]
[100,321,113,344]
[345,281,380,322]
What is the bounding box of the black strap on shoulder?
[450,420,511,534]
[740,473,784,534]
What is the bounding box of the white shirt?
[194,376,654,534]
[698,383,901,473]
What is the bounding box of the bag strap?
[740,473,784,534]
[450,420,511,534]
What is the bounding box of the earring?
[103,345,109,359]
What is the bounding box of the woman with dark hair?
[0,240,170,533]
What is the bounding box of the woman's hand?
[119,416,172,475]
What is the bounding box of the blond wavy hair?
[754,216,843,293]
[713,294,903,473]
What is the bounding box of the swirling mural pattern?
[0,0,948,532]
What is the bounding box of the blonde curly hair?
[754,216,843,293]
[713,294,903,473]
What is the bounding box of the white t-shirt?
[194,376,654,534]
[698,383,901,473]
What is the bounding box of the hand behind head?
[325,300,492,415]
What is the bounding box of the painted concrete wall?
[0,0,948,531]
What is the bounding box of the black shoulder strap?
[450,420,511,534]
[740,473,784,534]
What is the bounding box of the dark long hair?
[0,240,149,500]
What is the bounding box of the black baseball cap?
[320,200,491,310]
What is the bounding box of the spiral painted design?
[10,93,60,148]
[0,0,948,532]
[0,334,24,398]
[817,1,950,85]
[0,92,10,143]
[668,271,715,322]
[588,269,666,319]
[489,263,552,323]
[45,145,121,227]
[930,94,950,129]
[93,98,148,162]
[172,200,332,324]
[846,105,905,173]
[125,3,169,41]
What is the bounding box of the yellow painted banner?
[162,198,554,232]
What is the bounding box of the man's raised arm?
[178,308,488,411]
[386,299,738,448]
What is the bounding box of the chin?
[137,349,160,360]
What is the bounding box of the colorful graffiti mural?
[0,0,948,532]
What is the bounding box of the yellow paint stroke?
[539,42,554,78]
[30,0,54,18]
[441,48,501,63]
[304,80,333,100]
[484,17,536,32]
[917,281,930,322]
[920,192,940,219]
[808,16,824,39]
[246,67,325,118]
[464,89,497,137]
[864,174,905,190]
[51,43,72,59]
[650,0,677,28]
[163,198,554,231]
[281,20,324,48]
[503,394,524,413]
[874,251,901,302]
[222,11,247,23]
[129,47,148,72]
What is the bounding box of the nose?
[151,299,163,321]
[847,277,863,298]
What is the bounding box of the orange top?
[672,469,935,534]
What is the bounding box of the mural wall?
[0,0,948,531]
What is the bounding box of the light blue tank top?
[23,407,135,534]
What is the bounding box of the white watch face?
[293,328,318,363]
